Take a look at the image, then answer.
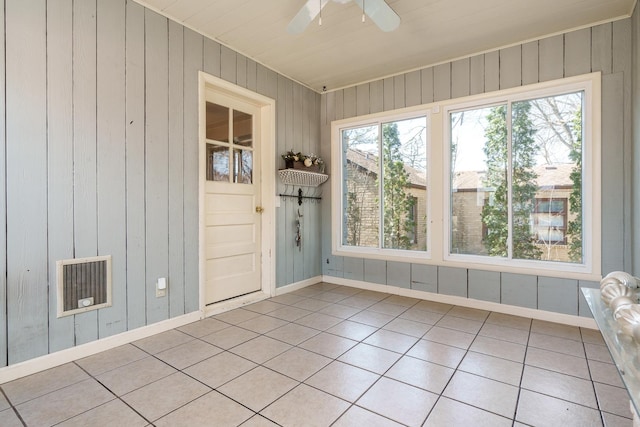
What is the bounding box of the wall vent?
[57,255,112,317]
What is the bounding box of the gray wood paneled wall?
[0,0,320,367]
[321,19,636,318]
[0,0,635,367]
[633,5,640,277]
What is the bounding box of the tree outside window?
[342,117,427,252]
[450,91,584,264]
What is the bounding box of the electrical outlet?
[156,277,167,298]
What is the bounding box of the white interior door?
[204,90,262,305]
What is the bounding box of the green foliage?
[481,105,509,256]
[511,101,542,260]
[346,191,362,246]
[481,102,541,259]
[382,123,416,249]
[567,109,583,262]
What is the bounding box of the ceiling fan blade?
[353,0,400,32]
[287,0,331,34]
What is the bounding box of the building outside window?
[449,91,585,265]
[340,115,428,253]
[533,197,568,244]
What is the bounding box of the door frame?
[198,71,276,315]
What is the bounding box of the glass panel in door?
[233,110,253,147]
[206,102,229,142]
[234,149,253,184]
[207,144,229,182]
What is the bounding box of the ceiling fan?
[287,0,400,34]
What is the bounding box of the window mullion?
[506,102,513,260]
[378,123,384,250]
[228,109,234,183]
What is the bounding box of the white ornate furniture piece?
[582,271,640,426]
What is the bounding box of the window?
[205,102,253,184]
[339,114,428,255]
[448,89,589,267]
[332,73,599,278]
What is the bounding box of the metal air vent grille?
[57,255,112,317]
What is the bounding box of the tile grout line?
[0,385,26,426]
[511,312,533,425]
[2,283,624,426]
[422,305,520,424]
[71,359,155,427]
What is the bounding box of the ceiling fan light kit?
[287,0,400,34]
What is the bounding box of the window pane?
[206,102,229,142]
[233,149,252,184]
[513,92,583,263]
[342,125,379,248]
[450,105,507,256]
[450,92,583,265]
[233,109,253,147]
[382,118,427,251]
[206,144,229,182]
[536,200,565,213]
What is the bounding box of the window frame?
[331,72,601,280]
[442,74,600,277]
[331,108,432,263]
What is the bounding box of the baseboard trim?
[274,276,324,296]
[1,273,596,384]
[322,275,597,330]
[0,311,202,385]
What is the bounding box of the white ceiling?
[136,0,636,92]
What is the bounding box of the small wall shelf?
[278,169,328,187]
[278,169,328,205]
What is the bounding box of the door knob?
[256,206,264,213]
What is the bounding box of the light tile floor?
[0,282,634,427]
